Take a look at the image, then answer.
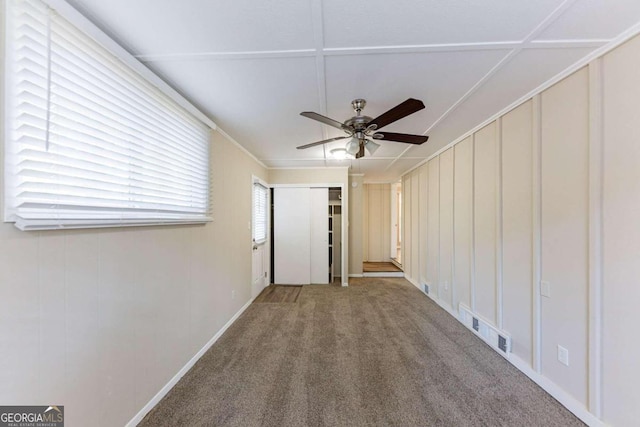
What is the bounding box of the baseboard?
[405,275,420,288]
[410,279,603,426]
[126,297,254,427]
[414,278,459,319]
[509,355,606,427]
[348,273,363,278]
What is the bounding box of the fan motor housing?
[344,115,372,131]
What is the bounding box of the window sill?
[9,217,213,231]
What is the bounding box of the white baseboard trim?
[408,278,603,426]
[405,275,420,288]
[126,297,255,427]
[508,355,606,427]
[413,278,459,320]
[348,273,363,278]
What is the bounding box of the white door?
[252,181,269,297]
[310,188,329,284]
[252,242,266,297]
[274,187,311,284]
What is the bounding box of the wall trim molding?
[125,297,255,427]
[415,280,605,427]
[532,94,542,374]
[216,129,267,169]
[400,20,640,181]
[509,355,606,427]
[495,117,504,329]
[587,58,604,417]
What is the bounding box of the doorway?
[390,181,402,266]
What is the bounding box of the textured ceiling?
[66,0,640,182]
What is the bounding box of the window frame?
[252,177,269,246]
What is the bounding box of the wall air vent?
[498,335,508,353]
[423,283,430,294]
[459,304,511,358]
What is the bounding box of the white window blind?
[253,183,267,244]
[4,0,212,230]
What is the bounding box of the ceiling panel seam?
[310,0,330,164]
[387,0,579,174]
[423,0,580,137]
[133,40,606,63]
[398,19,640,181]
[136,50,317,62]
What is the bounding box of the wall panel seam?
[496,117,504,329]
[452,148,457,311]
[532,94,542,373]
[587,58,604,417]
[471,135,477,312]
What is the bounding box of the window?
[253,182,268,244]
[4,0,212,230]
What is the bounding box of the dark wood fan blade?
[368,98,425,130]
[300,112,349,131]
[296,136,349,150]
[374,132,429,145]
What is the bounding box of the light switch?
[558,345,569,366]
[541,281,551,298]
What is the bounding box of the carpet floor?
[139,277,584,427]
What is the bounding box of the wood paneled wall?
[401,33,640,427]
[363,184,391,262]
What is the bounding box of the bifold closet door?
[274,188,311,284]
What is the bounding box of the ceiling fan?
[297,98,429,158]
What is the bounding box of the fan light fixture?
[365,140,380,155]
[330,148,352,160]
[345,137,360,155]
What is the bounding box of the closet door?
[310,188,329,284]
[274,188,311,284]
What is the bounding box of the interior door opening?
[391,181,402,266]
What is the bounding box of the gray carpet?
[139,278,584,427]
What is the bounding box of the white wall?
[601,35,640,426]
[401,33,640,427]
[0,126,267,426]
